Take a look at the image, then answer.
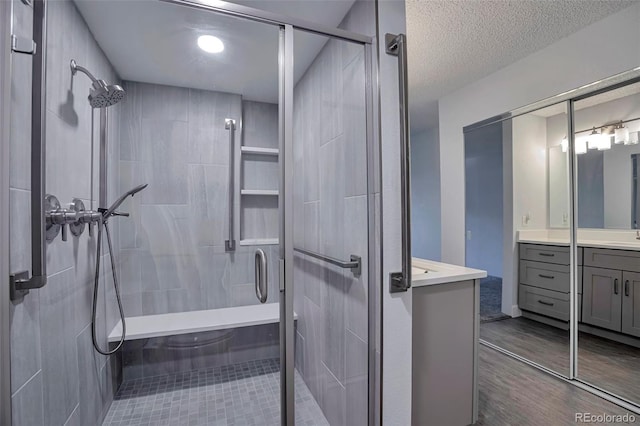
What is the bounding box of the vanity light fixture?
[628,131,640,146]
[198,35,224,54]
[614,121,629,144]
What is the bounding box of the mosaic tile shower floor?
[102,358,328,426]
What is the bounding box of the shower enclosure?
[5,0,379,424]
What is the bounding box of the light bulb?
[598,134,611,151]
[587,128,603,150]
[615,123,629,144]
[576,136,588,154]
[197,35,224,54]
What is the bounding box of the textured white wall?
[439,3,640,266]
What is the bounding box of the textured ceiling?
[406,0,637,131]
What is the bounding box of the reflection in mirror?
[575,81,640,405]
[549,145,569,228]
[633,154,639,229]
[548,82,640,230]
[467,102,572,378]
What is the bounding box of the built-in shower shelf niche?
[239,238,279,246]
[241,189,279,196]
[237,100,279,245]
[241,146,279,156]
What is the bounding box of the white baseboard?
[510,305,522,318]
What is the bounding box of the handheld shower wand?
[92,185,147,356]
[70,58,138,355]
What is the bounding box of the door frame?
[280,25,378,426]
[1,0,12,424]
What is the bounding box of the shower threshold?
[102,358,327,426]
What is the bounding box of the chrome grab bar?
[293,247,361,277]
[255,249,268,303]
[225,118,236,252]
[385,33,412,293]
[9,0,48,300]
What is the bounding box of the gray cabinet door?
[582,267,622,332]
[622,271,640,338]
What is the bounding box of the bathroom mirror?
[575,80,640,405]
[466,101,573,379]
[548,82,640,229]
[632,153,639,229]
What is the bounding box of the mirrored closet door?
[470,102,575,379]
[572,80,640,405]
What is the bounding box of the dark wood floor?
[481,317,640,409]
[477,345,637,425]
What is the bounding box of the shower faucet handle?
[111,211,130,217]
[45,194,81,242]
[74,203,102,238]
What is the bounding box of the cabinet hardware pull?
[625,280,630,297]
[614,278,619,295]
[539,253,555,257]
[538,274,555,279]
[538,300,554,306]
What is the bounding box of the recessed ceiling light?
[198,35,224,54]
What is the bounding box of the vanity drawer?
[519,284,570,321]
[520,244,570,265]
[519,260,570,293]
[583,248,640,273]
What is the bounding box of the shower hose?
[91,218,127,355]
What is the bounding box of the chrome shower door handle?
[255,249,268,303]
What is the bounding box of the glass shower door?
[282,27,372,425]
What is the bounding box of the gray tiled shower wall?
[9,0,122,425]
[116,81,280,316]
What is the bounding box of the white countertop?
[411,258,487,287]
[517,229,640,251]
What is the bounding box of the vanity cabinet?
[621,271,640,338]
[582,267,622,332]
[583,248,640,336]
[518,244,571,322]
[519,243,640,342]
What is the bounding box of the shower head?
[101,184,148,219]
[70,59,126,108]
[88,81,126,108]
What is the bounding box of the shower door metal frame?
[155,1,378,425]
[0,0,12,423]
